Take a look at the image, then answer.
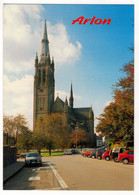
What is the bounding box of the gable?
[51,97,64,113]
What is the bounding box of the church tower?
[33,21,55,130]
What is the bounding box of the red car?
[102,150,111,161]
[118,150,134,164]
[84,149,95,157]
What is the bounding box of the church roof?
[52,97,91,121]
[73,107,91,120]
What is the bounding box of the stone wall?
[3,146,17,167]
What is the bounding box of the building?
[33,21,96,147]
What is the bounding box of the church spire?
[40,20,50,63]
[69,82,74,109]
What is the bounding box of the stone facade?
[33,21,96,147]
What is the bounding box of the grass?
[27,150,64,156]
[41,151,64,157]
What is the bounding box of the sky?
[3,4,134,131]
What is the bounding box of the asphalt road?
[3,154,134,190]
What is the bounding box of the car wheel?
[123,158,129,164]
[97,156,101,160]
[105,156,110,161]
[92,155,95,159]
[114,157,119,162]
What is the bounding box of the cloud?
[3,75,82,129]
[48,23,82,65]
[3,74,34,128]
[3,5,82,127]
[3,5,82,76]
[55,90,82,102]
[104,100,114,107]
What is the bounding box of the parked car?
[112,147,129,162]
[96,149,106,160]
[25,152,42,166]
[81,148,91,156]
[90,149,98,158]
[84,149,95,157]
[16,153,20,159]
[102,150,111,161]
[20,153,27,158]
[64,149,72,155]
[118,150,134,164]
[71,149,80,154]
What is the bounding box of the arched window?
[38,69,41,86]
[43,69,46,83]
[43,97,45,109]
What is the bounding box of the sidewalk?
[3,159,25,183]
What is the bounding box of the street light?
[71,122,85,149]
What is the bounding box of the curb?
[3,163,25,184]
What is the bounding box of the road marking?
[28,177,40,181]
[48,163,68,190]
[35,187,61,190]
[32,168,40,171]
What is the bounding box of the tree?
[70,128,88,147]
[32,125,46,154]
[34,113,71,155]
[3,114,29,144]
[16,127,33,152]
[96,60,134,146]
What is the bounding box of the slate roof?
[52,97,91,121]
[73,108,90,120]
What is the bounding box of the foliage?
[96,60,134,146]
[34,113,71,155]
[16,127,33,152]
[3,114,28,142]
[70,128,88,145]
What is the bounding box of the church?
[33,21,96,147]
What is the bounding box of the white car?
[25,152,42,166]
[64,150,72,155]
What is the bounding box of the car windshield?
[26,153,40,157]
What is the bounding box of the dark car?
[96,149,106,160]
[71,149,80,154]
[16,153,20,159]
[19,153,27,158]
[90,149,98,159]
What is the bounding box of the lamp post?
[71,122,85,149]
[75,124,78,149]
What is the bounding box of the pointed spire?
[35,52,38,59]
[40,20,50,64]
[35,52,38,66]
[69,82,74,109]
[89,105,93,120]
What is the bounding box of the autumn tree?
[34,113,71,155]
[96,59,134,147]
[70,128,88,147]
[16,126,33,152]
[3,114,29,143]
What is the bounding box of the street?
[4,154,134,190]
